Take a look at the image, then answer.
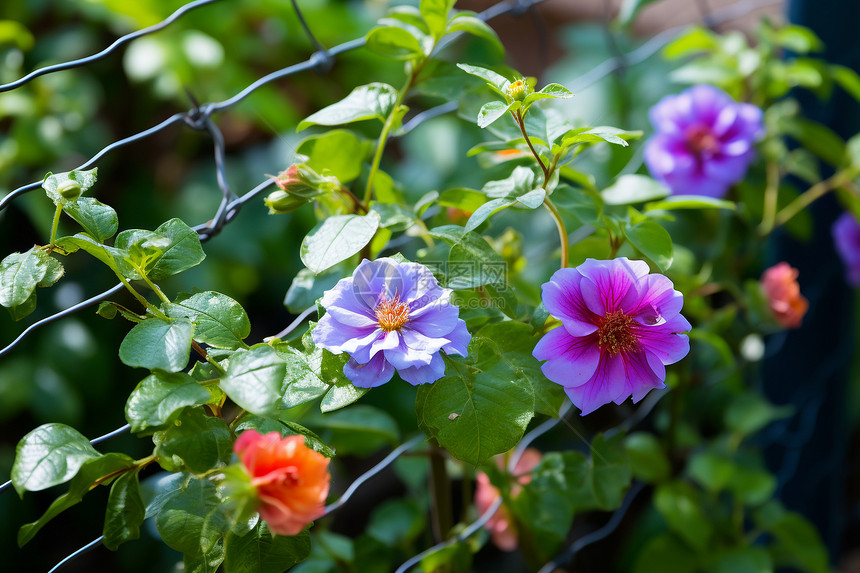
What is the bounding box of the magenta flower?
[533,258,691,415]
[833,212,860,287]
[312,258,470,387]
[644,84,763,198]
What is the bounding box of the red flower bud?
[761,262,808,329]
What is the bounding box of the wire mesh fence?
[0,0,812,571]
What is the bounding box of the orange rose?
[474,448,542,551]
[234,430,331,535]
[760,262,808,329]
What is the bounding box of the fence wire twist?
[0,0,802,571]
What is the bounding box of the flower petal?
[312,314,379,356]
[541,269,598,336]
[397,352,446,385]
[614,350,665,405]
[534,327,600,389]
[578,258,644,315]
[441,318,471,357]
[343,353,394,388]
[635,315,691,366]
[566,354,626,415]
[320,278,377,327]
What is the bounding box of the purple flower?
[312,258,471,387]
[532,258,691,415]
[644,85,763,198]
[833,212,860,287]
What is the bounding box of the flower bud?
[264,190,307,214]
[507,79,532,102]
[760,262,808,328]
[57,180,82,201]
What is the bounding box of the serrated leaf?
[221,346,286,417]
[119,317,194,373]
[167,291,250,350]
[11,423,101,496]
[298,83,398,131]
[300,211,380,274]
[62,197,118,242]
[125,372,212,434]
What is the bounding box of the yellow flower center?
[375,298,410,332]
[597,311,637,355]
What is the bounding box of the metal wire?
[47,536,104,573]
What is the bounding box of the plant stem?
[769,171,849,231]
[428,440,453,543]
[115,274,167,319]
[758,160,780,235]
[513,109,549,183]
[139,272,170,304]
[48,203,63,250]
[543,198,569,268]
[340,186,367,214]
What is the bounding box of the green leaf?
[670,61,742,86]
[298,83,398,131]
[602,174,669,205]
[633,533,699,573]
[444,12,502,52]
[297,129,371,185]
[725,393,793,438]
[367,499,425,546]
[415,336,535,465]
[56,233,130,276]
[41,168,98,206]
[560,127,639,149]
[465,189,544,232]
[476,322,565,417]
[167,291,251,350]
[301,211,381,274]
[11,423,101,496]
[372,202,416,231]
[223,522,312,573]
[156,476,228,555]
[618,0,663,27]
[305,405,398,456]
[429,225,506,290]
[644,195,736,211]
[119,317,193,373]
[366,25,426,60]
[455,63,510,94]
[624,432,670,483]
[768,512,830,573]
[125,372,212,434]
[103,469,145,550]
[437,188,487,212]
[832,64,860,103]
[18,453,135,546]
[712,547,773,573]
[154,407,233,474]
[774,25,823,53]
[221,346,286,417]
[779,116,846,167]
[624,220,674,271]
[522,83,574,111]
[147,218,206,281]
[284,268,341,314]
[477,100,516,128]
[419,0,454,39]
[0,248,63,318]
[654,481,712,551]
[590,433,633,509]
[62,197,118,242]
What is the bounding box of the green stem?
[758,160,780,235]
[428,440,453,543]
[364,60,426,205]
[769,171,850,232]
[116,274,167,319]
[139,272,170,305]
[513,109,549,183]
[48,203,63,250]
[543,198,569,269]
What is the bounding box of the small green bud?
[264,190,307,214]
[57,179,82,201]
[507,79,532,102]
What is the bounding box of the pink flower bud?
[760,262,808,329]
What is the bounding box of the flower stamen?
[684,124,719,154]
[375,298,410,332]
[597,311,637,355]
